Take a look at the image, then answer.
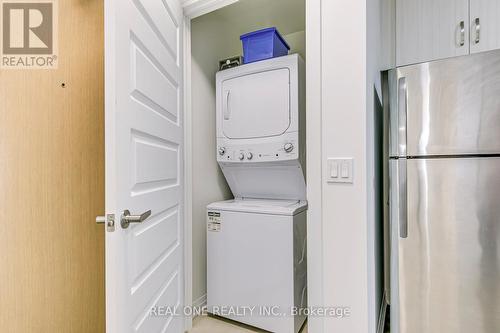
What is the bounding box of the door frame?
[181,0,324,331]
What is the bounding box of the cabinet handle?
[458,21,465,46]
[475,18,481,44]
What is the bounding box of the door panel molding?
[105,0,184,332]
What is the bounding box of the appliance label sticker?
[207,212,221,232]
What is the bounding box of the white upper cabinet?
[396,0,500,66]
[396,0,469,66]
[470,0,500,54]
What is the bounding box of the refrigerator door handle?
[397,77,407,157]
[474,17,481,44]
[399,159,408,238]
[458,20,465,46]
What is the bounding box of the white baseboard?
[184,294,207,332]
[377,293,388,333]
[193,293,207,311]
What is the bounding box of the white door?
[470,0,500,54]
[396,0,469,66]
[105,0,184,332]
[222,69,290,139]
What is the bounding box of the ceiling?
[200,0,305,36]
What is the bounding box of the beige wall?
[0,1,105,332]
[285,30,306,59]
[191,16,234,305]
[190,11,305,304]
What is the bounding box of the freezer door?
[393,157,500,333]
[393,50,500,157]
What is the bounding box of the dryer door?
[222,68,290,139]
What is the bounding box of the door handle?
[399,159,408,238]
[474,18,480,44]
[458,21,465,46]
[397,77,407,157]
[223,90,231,120]
[121,210,152,229]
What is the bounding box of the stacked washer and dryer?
[206,54,307,333]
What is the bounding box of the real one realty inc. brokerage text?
[150,306,352,318]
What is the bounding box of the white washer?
[206,198,308,333]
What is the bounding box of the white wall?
[322,1,370,331]
[307,0,393,332]
[190,9,305,305]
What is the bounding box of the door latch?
[96,214,116,232]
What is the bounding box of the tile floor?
[190,313,390,332]
[190,316,308,333]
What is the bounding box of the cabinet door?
[470,0,500,54]
[396,0,469,66]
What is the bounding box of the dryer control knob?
[246,152,253,160]
[218,147,226,156]
[284,143,294,153]
[238,153,245,160]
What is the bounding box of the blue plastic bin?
[240,27,290,64]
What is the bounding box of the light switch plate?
[327,158,354,183]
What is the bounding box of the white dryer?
[215,54,306,200]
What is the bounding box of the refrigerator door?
[391,50,500,157]
[393,157,500,333]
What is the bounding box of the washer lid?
[219,160,306,201]
[207,198,308,216]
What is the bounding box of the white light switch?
[327,158,353,183]
[330,160,339,178]
[341,162,349,178]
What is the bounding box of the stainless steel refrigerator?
[388,50,500,333]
